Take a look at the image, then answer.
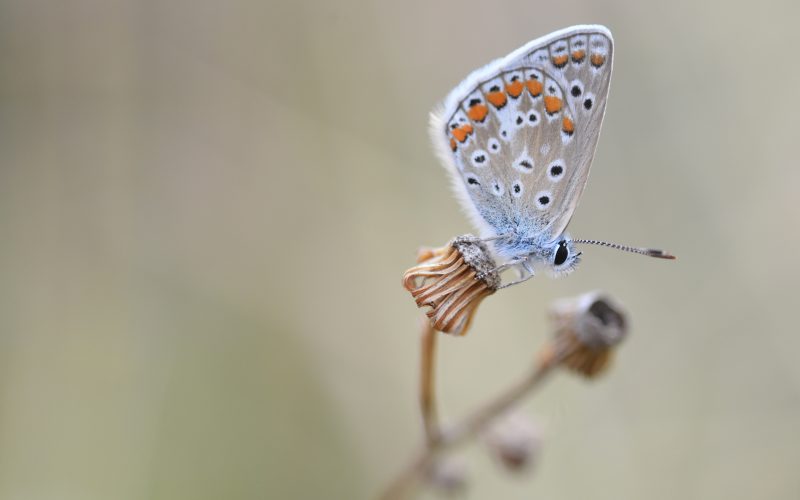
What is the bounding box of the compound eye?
[554,240,569,266]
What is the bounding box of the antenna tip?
[647,249,676,260]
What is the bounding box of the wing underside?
[430,25,614,249]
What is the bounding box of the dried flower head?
[403,235,500,336]
[484,412,542,473]
[544,291,629,378]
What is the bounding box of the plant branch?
[378,336,573,500]
[419,318,440,445]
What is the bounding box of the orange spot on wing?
[451,124,473,143]
[544,95,562,115]
[486,91,507,108]
[562,116,574,135]
[450,138,457,151]
[505,80,524,98]
[526,79,543,97]
[551,55,568,68]
[467,103,488,122]
[590,54,605,67]
[572,50,585,62]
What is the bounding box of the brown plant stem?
[379,336,573,500]
[419,318,440,445]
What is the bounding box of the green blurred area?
[0,1,799,499]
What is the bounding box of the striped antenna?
[574,239,676,260]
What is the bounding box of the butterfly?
[430,25,673,287]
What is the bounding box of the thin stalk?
[378,337,573,500]
[419,318,439,445]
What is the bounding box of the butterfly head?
[530,235,676,279]
[536,236,582,277]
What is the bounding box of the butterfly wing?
[430,25,613,255]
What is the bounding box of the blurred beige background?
[1,0,799,499]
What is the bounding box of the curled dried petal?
[403,235,499,336]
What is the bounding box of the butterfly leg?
[495,260,536,289]
[498,271,536,289]
[490,257,525,274]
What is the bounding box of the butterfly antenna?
[574,239,676,260]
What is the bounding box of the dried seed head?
[484,412,542,473]
[545,291,629,378]
[403,235,499,336]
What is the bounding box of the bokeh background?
[1,0,799,499]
